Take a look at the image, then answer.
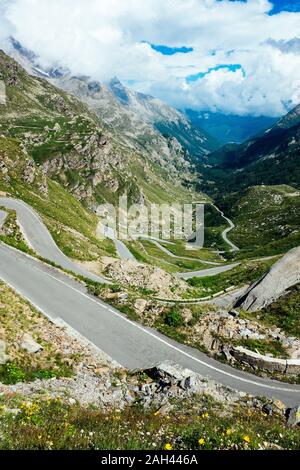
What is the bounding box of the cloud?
[0,0,14,43]
[266,37,300,53]
[0,0,299,116]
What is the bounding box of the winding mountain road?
[0,198,110,284]
[212,204,239,252]
[1,198,300,405]
[177,263,240,280]
[148,239,222,266]
[99,224,135,261]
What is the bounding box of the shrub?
[0,363,26,385]
[164,308,184,328]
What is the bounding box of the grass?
[0,394,299,450]
[222,185,300,259]
[0,361,73,385]
[0,281,77,385]
[233,338,289,359]
[0,207,36,256]
[124,239,211,274]
[243,284,300,339]
[159,239,223,262]
[185,258,277,298]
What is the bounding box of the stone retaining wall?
[231,346,300,375]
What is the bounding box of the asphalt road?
[212,204,240,252]
[1,198,300,405]
[0,198,110,284]
[1,242,300,405]
[149,239,221,266]
[100,225,135,261]
[177,262,240,279]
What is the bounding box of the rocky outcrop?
[1,360,245,410]
[103,259,187,299]
[235,247,300,311]
[142,361,244,404]
[190,309,300,359]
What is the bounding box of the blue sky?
[186,64,244,82]
[268,1,300,15]
[218,0,300,15]
[1,0,300,116]
[149,44,194,55]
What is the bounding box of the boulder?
[286,406,300,427]
[229,309,239,318]
[273,399,286,413]
[134,298,148,313]
[235,247,300,311]
[0,340,10,364]
[262,403,273,415]
[145,361,201,393]
[20,333,43,354]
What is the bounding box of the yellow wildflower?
[226,429,233,436]
[198,438,205,446]
[243,435,251,443]
[202,412,209,419]
[164,443,173,450]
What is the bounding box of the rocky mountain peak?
[274,103,300,130]
[108,76,130,105]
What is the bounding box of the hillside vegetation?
[0,50,197,210]
[222,185,300,258]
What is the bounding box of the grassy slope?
[220,185,300,258]
[242,284,300,338]
[0,282,74,384]
[125,239,212,274]
[0,51,197,208]
[186,258,277,298]
[1,393,299,450]
[0,138,116,260]
[2,280,299,451]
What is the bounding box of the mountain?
[0,50,199,212]
[185,109,277,144]
[53,75,218,162]
[201,103,300,194]
[6,38,218,166]
[222,185,300,258]
[107,78,218,158]
[194,105,300,258]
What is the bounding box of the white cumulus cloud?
[0,0,300,116]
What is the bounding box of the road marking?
[0,273,119,368]
[1,200,299,397]
[0,197,110,284]
[1,245,299,395]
